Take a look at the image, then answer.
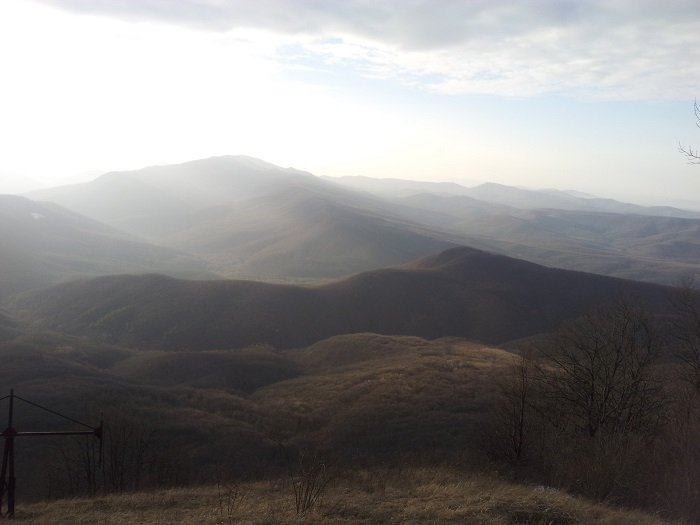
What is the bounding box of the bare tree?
[44,411,185,498]
[679,99,700,164]
[535,294,667,441]
[668,273,700,393]
[485,346,538,464]
[487,294,670,501]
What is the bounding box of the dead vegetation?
[13,467,682,525]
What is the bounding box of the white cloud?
[1,0,697,205]
[36,0,700,100]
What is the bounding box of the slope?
[159,185,460,279]
[16,472,682,525]
[0,330,690,521]
[11,246,671,350]
[0,331,512,501]
[0,195,212,298]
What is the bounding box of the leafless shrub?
[276,442,336,515]
[215,467,242,525]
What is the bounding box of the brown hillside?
[0,329,695,520]
[0,332,513,502]
[296,332,438,372]
[110,347,301,393]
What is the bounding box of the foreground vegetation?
[14,467,682,525]
[4,279,700,521]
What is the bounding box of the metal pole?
[7,431,14,518]
[0,389,17,518]
[7,389,16,518]
[0,427,7,516]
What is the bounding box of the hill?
[10,246,671,350]
[0,326,695,519]
[0,195,212,298]
[16,467,680,525]
[0,332,509,500]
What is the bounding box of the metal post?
[1,389,17,518]
[7,429,14,518]
[0,424,7,516]
[0,390,101,517]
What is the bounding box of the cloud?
[30,0,700,99]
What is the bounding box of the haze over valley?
[11,155,699,294]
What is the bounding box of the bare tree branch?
[679,99,700,165]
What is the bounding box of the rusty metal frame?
[0,390,102,518]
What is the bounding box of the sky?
[1,0,699,207]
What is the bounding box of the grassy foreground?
[14,467,681,525]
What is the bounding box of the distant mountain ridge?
[26,156,464,282]
[27,156,326,237]
[327,176,699,218]
[0,195,210,298]
[13,246,671,350]
[14,155,700,287]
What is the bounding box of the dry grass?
[14,467,682,525]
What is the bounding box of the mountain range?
[0,153,691,351]
[0,154,696,347]
[2,155,700,516]
[9,246,671,351]
[15,155,700,291]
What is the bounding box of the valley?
[1,156,699,522]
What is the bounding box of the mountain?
[391,194,700,284]
[465,182,700,217]
[0,195,211,298]
[157,185,460,279]
[11,246,671,350]
[26,156,329,238]
[26,157,462,280]
[321,174,475,198]
[329,176,700,218]
[21,156,700,285]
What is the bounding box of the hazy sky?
[1,0,699,205]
